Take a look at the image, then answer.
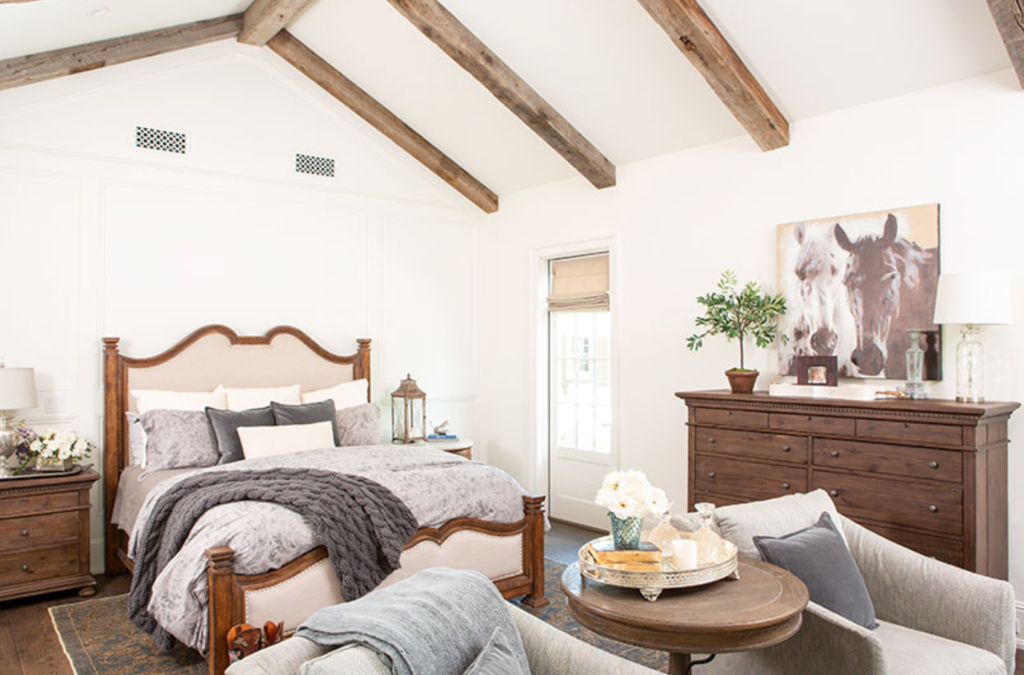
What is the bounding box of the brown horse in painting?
[834,213,938,377]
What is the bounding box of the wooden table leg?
[668,652,691,675]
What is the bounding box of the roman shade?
[548,253,609,312]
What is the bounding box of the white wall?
[0,41,482,572]
[480,68,1024,593]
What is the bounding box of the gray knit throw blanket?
[128,468,418,651]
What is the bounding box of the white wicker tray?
[578,535,739,601]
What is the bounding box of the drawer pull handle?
[782,482,791,489]
[781,445,791,452]
[707,471,716,478]
[20,498,28,505]
[829,489,839,498]
[21,564,29,572]
[928,505,938,513]
[726,411,733,416]
[807,416,813,421]
[904,423,910,429]
[829,450,839,458]
[929,461,939,469]
[20,530,28,537]
[707,438,716,444]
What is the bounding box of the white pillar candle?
[672,539,698,571]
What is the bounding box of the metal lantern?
[391,374,427,443]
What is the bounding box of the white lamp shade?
[933,273,1013,326]
[0,367,37,410]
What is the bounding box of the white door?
[549,309,614,528]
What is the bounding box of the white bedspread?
[129,445,534,653]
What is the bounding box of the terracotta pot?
[725,370,758,394]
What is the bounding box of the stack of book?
[584,540,662,571]
[428,433,458,441]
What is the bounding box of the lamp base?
[0,413,14,479]
[956,395,985,403]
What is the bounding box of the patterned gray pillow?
[140,410,220,470]
[335,403,381,447]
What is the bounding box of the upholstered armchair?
[226,602,662,675]
[674,490,1016,675]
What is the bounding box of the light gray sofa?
[225,602,662,675]
[673,490,1016,675]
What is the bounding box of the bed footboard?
[205,494,548,675]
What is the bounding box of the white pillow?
[132,385,226,415]
[237,421,335,459]
[225,385,302,411]
[302,379,369,410]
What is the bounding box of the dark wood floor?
[2,527,1021,675]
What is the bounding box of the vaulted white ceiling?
[0,0,1012,195]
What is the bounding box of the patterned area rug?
[49,560,667,674]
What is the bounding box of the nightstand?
[0,467,100,601]
[427,439,473,460]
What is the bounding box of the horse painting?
[778,205,941,380]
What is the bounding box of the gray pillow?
[272,400,339,446]
[336,403,381,447]
[140,410,219,470]
[206,406,276,464]
[463,627,527,675]
[753,511,878,629]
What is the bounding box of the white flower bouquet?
[24,429,93,472]
[594,470,669,520]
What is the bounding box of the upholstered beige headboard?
[102,325,371,573]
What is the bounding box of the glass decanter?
[646,511,681,556]
[692,502,725,566]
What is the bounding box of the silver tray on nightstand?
[579,535,739,602]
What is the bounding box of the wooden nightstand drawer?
[856,419,962,447]
[694,455,807,502]
[813,471,963,536]
[770,413,855,436]
[813,439,962,483]
[695,428,808,464]
[0,512,79,553]
[0,543,80,588]
[694,408,767,429]
[1,491,79,518]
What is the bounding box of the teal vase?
[609,514,643,550]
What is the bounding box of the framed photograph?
[796,355,838,387]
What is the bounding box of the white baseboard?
[1016,601,1024,650]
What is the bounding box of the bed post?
[103,338,125,576]
[520,495,549,608]
[355,338,372,396]
[207,546,240,675]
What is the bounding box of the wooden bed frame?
[102,325,548,675]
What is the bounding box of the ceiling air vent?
[136,126,186,154]
[295,153,335,177]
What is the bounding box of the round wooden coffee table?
[561,559,808,675]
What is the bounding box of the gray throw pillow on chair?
[754,511,878,629]
[462,626,527,675]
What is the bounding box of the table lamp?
[932,273,1012,402]
[0,363,37,477]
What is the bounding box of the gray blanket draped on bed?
[128,468,419,650]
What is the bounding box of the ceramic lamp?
[932,273,1012,402]
[0,364,37,478]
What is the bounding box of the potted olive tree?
[686,270,787,394]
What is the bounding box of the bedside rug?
[50,560,667,675]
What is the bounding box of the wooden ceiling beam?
[239,0,318,47]
[269,31,498,213]
[985,0,1024,88]
[634,0,789,152]
[0,15,244,92]
[382,0,616,189]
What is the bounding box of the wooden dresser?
[0,468,100,601]
[676,391,1018,579]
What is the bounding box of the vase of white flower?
[594,470,669,550]
[27,429,93,473]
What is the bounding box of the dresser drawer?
[860,522,964,567]
[812,439,962,484]
[694,408,767,430]
[0,512,80,553]
[0,491,79,518]
[0,543,80,588]
[812,471,962,536]
[694,455,808,501]
[856,419,962,446]
[770,413,855,436]
[696,428,808,464]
